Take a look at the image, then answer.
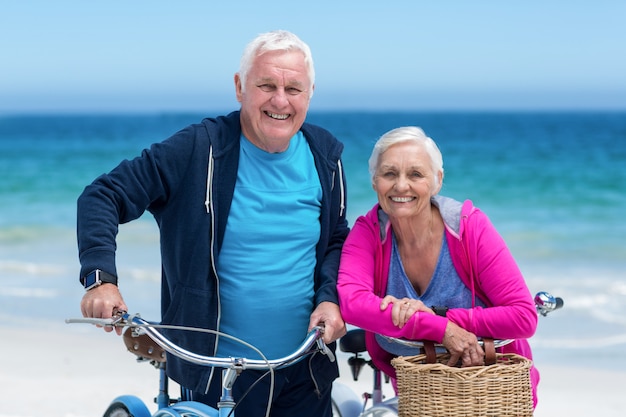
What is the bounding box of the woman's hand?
[380,295,435,328]
[441,321,484,367]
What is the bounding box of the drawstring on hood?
[205,145,214,213]
[336,160,346,217]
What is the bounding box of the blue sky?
[1,1,625,113]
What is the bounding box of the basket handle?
[423,338,496,366]
[424,340,437,364]
[483,338,496,365]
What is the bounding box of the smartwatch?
[82,269,117,291]
[431,305,449,317]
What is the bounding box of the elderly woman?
[337,126,540,407]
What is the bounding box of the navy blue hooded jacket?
[77,111,349,390]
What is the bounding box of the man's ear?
[234,73,243,103]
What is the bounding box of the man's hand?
[80,283,128,335]
[308,301,346,344]
[441,321,484,367]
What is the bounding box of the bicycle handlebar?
[66,313,334,370]
[378,291,564,350]
[535,291,564,316]
[378,335,515,350]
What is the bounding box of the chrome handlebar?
[380,291,564,349]
[66,313,334,369]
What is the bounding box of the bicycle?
[330,291,564,417]
[66,313,336,417]
[67,291,562,417]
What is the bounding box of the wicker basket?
[391,342,533,417]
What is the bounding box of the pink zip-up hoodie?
[338,196,540,407]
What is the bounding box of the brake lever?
[65,310,129,327]
[110,309,128,326]
[316,338,336,362]
[312,326,336,362]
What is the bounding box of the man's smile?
[265,111,290,120]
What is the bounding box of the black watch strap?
[431,305,449,317]
[82,269,117,291]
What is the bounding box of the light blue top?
[376,231,484,356]
[216,132,322,359]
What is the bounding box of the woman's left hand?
[441,321,485,367]
[380,295,434,328]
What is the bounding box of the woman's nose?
[394,175,410,190]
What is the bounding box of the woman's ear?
[433,171,444,195]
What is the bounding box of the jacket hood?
[201,111,346,217]
[373,194,471,242]
[432,195,465,238]
[201,111,344,160]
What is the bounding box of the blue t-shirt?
[376,232,485,356]
[216,132,321,359]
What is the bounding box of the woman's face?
[373,141,441,219]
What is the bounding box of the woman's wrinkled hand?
[441,321,484,367]
[380,295,435,328]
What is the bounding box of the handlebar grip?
[534,291,564,316]
[554,297,564,310]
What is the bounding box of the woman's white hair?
[368,126,444,187]
[238,30,315,95]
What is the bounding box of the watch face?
[84,270,101,289]
[83,269,116,290]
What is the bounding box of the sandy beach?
[1,320,624,417]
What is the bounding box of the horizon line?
[2,107,626,117]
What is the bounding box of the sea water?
[1,111,625,371]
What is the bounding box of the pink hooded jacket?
[338,196,540,407]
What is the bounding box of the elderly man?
[77,30,349,417]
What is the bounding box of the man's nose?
[270,88,289,107]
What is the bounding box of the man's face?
[235,50,313,153]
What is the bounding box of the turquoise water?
[1,111,625,368]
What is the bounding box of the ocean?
[1,111,625,372]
